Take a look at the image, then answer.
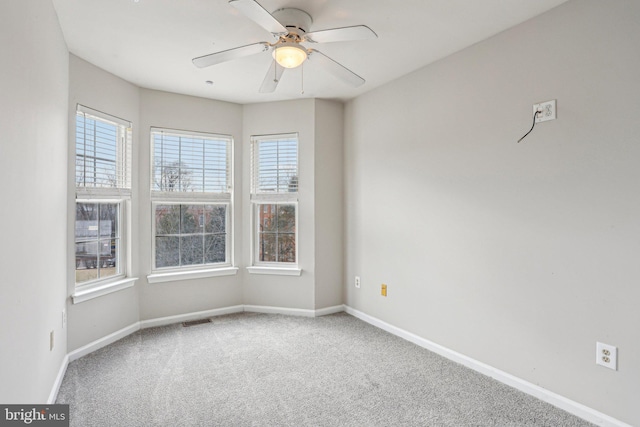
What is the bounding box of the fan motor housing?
[272,8,313,35]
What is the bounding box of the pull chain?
[301,62,305,95]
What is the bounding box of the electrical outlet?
[596,342,617,370]
[381,284,387,297]
[533,99,556,123]
[62,309,67,328]
[354,276,361,288]
[50,330,54,351]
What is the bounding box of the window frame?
[75,199,125,285]
[249,133,299,270]
[74,105,133,296]
[252,201,299,266]
[149,127,234,275]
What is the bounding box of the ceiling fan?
[192,0,378,93]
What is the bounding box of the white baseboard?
[244,304,316,317]
[314,304,345,317]
[244,304,345,317]
[68,322,141,363]
[139,305,244,329]
[344,305,631,427]
[47,354,69,404]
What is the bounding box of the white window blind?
[75,105,132,195]
[151,128,232,201]
[251,133,298,197]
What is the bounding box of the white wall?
[242,100,317,309]
[138,89,244,320]
[314,100,344,309]
[67,55,141,351]
[0,0,69,402]
[344,1,640,425]
[241,99,344,311]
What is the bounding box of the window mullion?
[202,138,206,192]
[96,203,101,279]
[92,118,97,187]
[178,136,182,192]
[178,204,183,267]
[274,206,279,263]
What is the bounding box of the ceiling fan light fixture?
[273,42,307,68]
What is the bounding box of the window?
[151,128,232,271]
[154,204,227,268]
[250,133,298,266]
[74,105,131,287]
[75,202,120,283]
[256,203,296,262]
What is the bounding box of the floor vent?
[182,318,212,327]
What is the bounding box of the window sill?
[147,266,239,284]
[246,266,302,276]
[72,277,138,304]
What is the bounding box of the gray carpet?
[56,312,594,426]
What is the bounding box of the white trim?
[150,192,231,202]
[243,305,343,317]
[77,104,131,128]
[315,305,345,317]
[75,188,132,198]
[72,277,137,304]
[246,266,302,276]
[68,322,141,362]
[244,305,315,317]
[344,306,632,427]
[147,267,239,284]
[250,193,299,202]
[150,126,231,140]
[47,354,69,404]
[139,305,244,329]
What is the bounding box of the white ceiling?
[51,0,569,105]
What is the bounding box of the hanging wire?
[517,110,541,143]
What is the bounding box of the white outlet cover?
[355,276,361,288]
[534,99,556,123]
[596,342,617,370]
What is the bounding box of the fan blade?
[193,42,269,68]
[259,61,286,93]
[304,25,377,44]
[307,49,365,87]
[229,0,287,35]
